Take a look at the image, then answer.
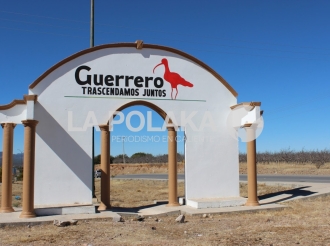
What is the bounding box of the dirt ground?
[1,190,330,245]
[1,163,329,245]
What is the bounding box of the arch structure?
[0,42,262,217]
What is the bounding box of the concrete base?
[178,197,185,205]
[186,197,247,209]
[35,205,97,216]
[166,202,180,207]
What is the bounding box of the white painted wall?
[0,104,27,124]
[27,46,238,206]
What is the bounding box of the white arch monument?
[0,41,262,217]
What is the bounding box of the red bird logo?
[153,58,194,100]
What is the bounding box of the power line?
[2,9,330,52]
[1,17,330,59]
[0,17,89,31]
[0,26,87,38]
[0,10,88,24]
[4,16,328,56]
[138,44,330,62]
[1,12,330,118]
[1,18,329,58]
[1,24,329,62]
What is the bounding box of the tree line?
[93,149,330,167]
[93,152,185,164]
[239,148,330,168]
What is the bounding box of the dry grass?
[240,162,330,175]
[97,162,330,176]
[0,181,23,208]
[1,161,318,208]
[0,177,323,245]
[100,162,185,176]
[93,179,290,208]
[1,179,290,209]
[95,179,185,208]
[1,192,330,245]
[1,163,328,244]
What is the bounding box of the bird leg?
[174,88,178,100]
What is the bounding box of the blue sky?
[1,0,330,156]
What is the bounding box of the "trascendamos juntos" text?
[75,65,167,97]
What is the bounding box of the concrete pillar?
[20,120,38,218]
[98,124,110,211]
[0,123,16,213]
[166,126,180,207]
[244,124,259,206]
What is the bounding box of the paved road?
[114,174,330,183]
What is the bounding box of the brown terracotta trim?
[114,100,170,122]
[167,126,176,131]
[0,95,38,110]
[0,99,25,110]
[28,43,238,97]
[230,102,261,110]
[243,123,253,128]
[99,124,109,131]
[24,95,38,103]
[1,123,17,129]
[135,40,143,49]
[21,120,39,127]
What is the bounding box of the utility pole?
[90,0,95,199]
[90,0,94,48]
[122,137,126,164]
[17,149,23,166]
[16,149,23,182]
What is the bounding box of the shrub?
[240,148,330,168]
[112,153,184,164]
[93,154,115,164]
[131,152,148,158]
[16,167,23,181]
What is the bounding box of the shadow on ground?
[96,201,168,213]
[258,186,316,205]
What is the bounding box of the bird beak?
[153,63,162,73]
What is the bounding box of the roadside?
[240,162,330,175]
[96,162,330,176]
